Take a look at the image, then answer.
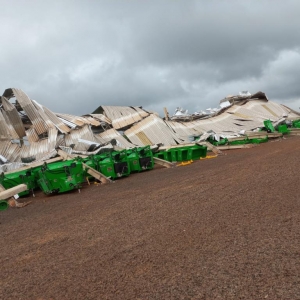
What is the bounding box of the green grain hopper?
[95,150,130,179]
[37,160,84,195]
[292,119,300,128]
[263,120,275,133]
[127,146,154,172]
[154,144,207,162]
[0,169,38,197]
[277,124,290,134]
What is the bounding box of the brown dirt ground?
[1,136,300,300]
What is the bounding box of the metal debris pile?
[0,88,300,208]
[1,88,300,172]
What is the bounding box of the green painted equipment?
[277,124,290,134]
[111,150,130,178]
[127,146,154,172]
[228,139,249,145]
[0,169,38,197]
[248,136,268,144]
[263,120,275,133]
[154,144,207,162]
[95,150,130,179]
[187,144,207,160]
[75,156,98,179]
[95,152,117,179]
[0,200,9,211]
[292,119,300,128]
[208,137,228,146]
[37,160,84,195]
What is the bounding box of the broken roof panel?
[1,97,26,138]
[0,141,21,162]
[64,125,100,151]
[55,113,91,127]
[42,106,71,134]
[98,128,136,148]
[89,114,112,125]
[97,106,149,130]
[0,110,12,140]
[125,114,184,146]
[19,128,58,162]
[165,120,202,141]
[6,88,50,135]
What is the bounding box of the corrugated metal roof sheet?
[25,127,39,143]
[165,120,202,141]
[125,114,184,146]
[55,113,91,127]
[101,106,149,129]
[12,88,50,135]
[98,128,136,148]
[0,110,12,140]
[19,128,58,162]
[0,141,21,162]
[42,105,71,134]
[64,125,99,151]
[1,96,26,138]
[89,114,112,125]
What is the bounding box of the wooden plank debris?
[4,157,63,175]
[216,144,256,150]
[57,149,87,161]
[0,184,14,204]
[82,163,113,184]
[153,157,176,168]
[198,141,223,155]
[0,184,27,201]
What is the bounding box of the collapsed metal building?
[0,88,299,172]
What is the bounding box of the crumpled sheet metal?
[165,120,202,140]
[1,96,26,138]
[42,106,71,134]
[101,106,149,130]
[64,125,100,151]
[89,114,112,125]
[125,114,184,146]
[0,142,21,162]
[0,110,13,140]
[55,113,92,127]
[98,128,136,149]
[9,88,50,135]
[19,128,58,162]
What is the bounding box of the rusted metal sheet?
[125,114,183,146]
[98,128,136,148]
[1,97,26,138]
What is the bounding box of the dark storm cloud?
[1,0,300,116]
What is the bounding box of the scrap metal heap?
[1,87,300,208]
[0,87,299,174]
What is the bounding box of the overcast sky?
[1,0,300,116]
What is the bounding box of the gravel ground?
[1,136,300,300]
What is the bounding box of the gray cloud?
[1,0,300,116]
